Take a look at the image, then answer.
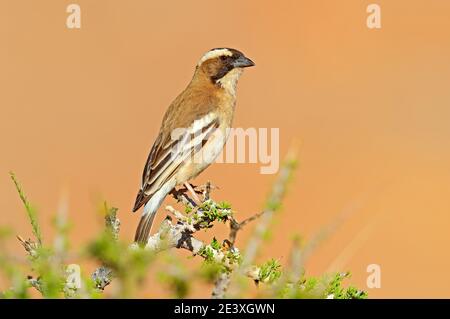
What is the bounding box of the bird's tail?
[133,180,177,246]
[134,210,157,245]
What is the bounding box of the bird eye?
[220,56,227,61]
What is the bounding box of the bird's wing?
[132,113,219,212]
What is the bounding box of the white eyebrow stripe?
[197,49,232,66]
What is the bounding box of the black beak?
[233,55,255,68]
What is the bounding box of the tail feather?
[132,189,148,212]
[133,179,177,246]
[134,211,157,245]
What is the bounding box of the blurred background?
[1,0,450,298]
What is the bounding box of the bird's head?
[195,48,255,93]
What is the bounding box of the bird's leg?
[198,181,219,201]
[184,182,202,204]
[169,188,197,208]
[202,181,211,201]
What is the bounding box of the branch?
[91,204,120,290]
[226,148,298,297]
[13,172,293,298]
[10,172,42,246]
[228,211,266,246]
[141,204,265,298]
[242,149,298,266]
[17,236,39,259]
[184,150,297,299]
[211,273,232,298]
[142,185,285,299]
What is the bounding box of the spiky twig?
[10,172,42,246]
[91,204,120,290]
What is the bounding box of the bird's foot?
[196,181,219,201]
[184,182,202,204]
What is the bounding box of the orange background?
[1,0,450,298]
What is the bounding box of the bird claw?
[183,182,202,204]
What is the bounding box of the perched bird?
[132,48,255,245]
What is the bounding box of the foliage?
[258,259,282,284]
[0,156,367,299]
[9,172,42,245]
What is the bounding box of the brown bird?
[132,48,255,245]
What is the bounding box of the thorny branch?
[228,211,266,246]
[144,149,297,298]
[15,149,297,299]
[10,147,369,299]
[216,150,298,298]
[243,149,298,267]
[17,205,120,293]
[91,205,120,290]
[141,197,266,299]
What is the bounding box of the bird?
[132,48,255,245]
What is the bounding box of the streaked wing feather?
[132,114,219,212]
